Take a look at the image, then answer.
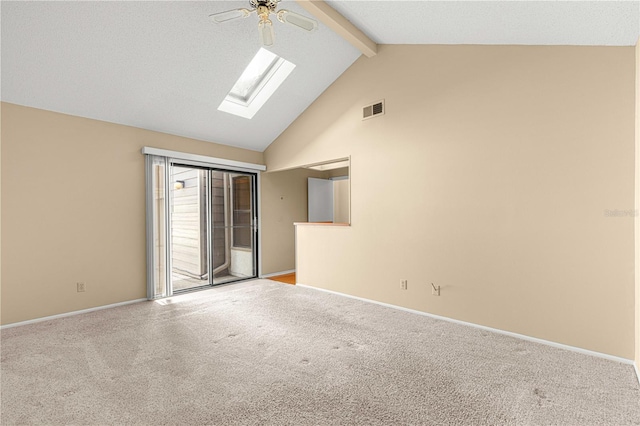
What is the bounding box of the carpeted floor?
[1,279,639,425]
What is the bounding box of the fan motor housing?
[250,0,279,11]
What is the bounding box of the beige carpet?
[2,279,639,425]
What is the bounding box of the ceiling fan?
[210,0,318,47]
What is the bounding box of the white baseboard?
[634,363,640,385]
[0,298,147,329]
[261,269,295,279]
[297,283,634,366]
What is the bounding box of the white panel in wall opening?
[308,178,334,222]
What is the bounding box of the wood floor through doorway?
[269,273,296,285]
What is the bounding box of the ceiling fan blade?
[276,10,318,32]
[210,8,253,24]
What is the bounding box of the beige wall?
[265,45,636,359]
[260,167,327,275]
[1,102,263,325]
[333,179,350,224]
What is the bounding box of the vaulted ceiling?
[327,1,640,46]
[2,1,639,152]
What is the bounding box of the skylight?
[218,48,296,119]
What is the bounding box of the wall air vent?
[362,99,385,120]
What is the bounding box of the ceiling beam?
[295,0,377,58]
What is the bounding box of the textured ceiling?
[0,1,360,152]
[2,1,639,153]
[328,1,640,46]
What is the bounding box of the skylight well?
[218,48,295,119]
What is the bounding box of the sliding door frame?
[144,148,263,300]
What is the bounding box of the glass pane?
[211,171,227,272]
[232,175,252,249]
[228,48,279,103]
[170,165,210,292]
[233,225,251,249]
[212,172,255,284]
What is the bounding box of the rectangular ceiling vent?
[362,100,385,120]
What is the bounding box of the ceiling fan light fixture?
[276,10,318,32]
[258,19,275,47]
[210,0,318,46]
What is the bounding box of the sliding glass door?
[170,165,210,291]
[212,172,256,284]
[145,155,258,299]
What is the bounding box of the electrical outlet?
[431,283,440,296]
[77,282,86,293]
[401,280,408,290]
